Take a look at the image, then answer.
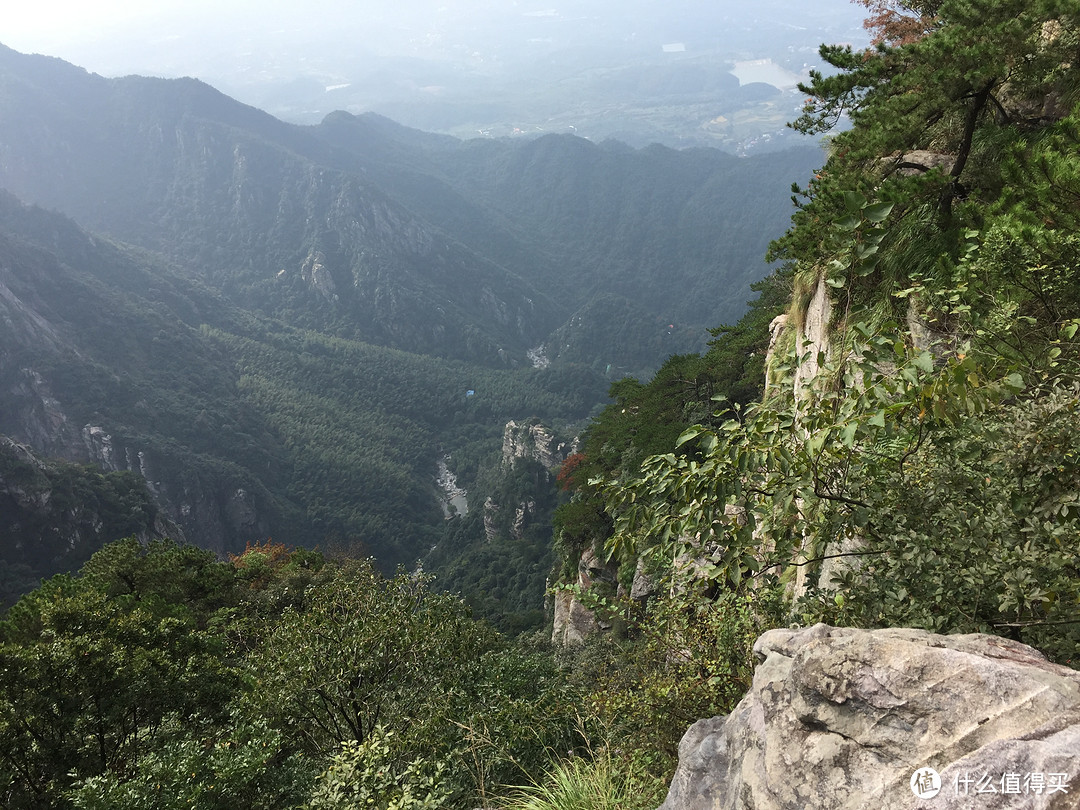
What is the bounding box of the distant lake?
[730,59,802,90]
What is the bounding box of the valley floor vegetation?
[0,537,773,809]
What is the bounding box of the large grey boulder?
[660,624,1080,810]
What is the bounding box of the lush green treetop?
[774,0,1080,281]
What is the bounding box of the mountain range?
[0,42,820,609]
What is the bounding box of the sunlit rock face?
[500,419,573,473]
[488,418,574,546]
[660,624,1080,810]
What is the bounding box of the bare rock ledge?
[660,624,1080,810]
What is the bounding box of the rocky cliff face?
[500,420,574,473]
[764,275,857,600]
[551,547,619,645]
[0,437,178,604]
[1,358,268,556]
[80,425,267,554]
[482,419,574,543]
[660,624,1080,810]
[792,274,833,404]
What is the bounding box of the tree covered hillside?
[0,43,818,376]
[560,0,1080,667]
[0,42,821,596]
[0,191,605,577]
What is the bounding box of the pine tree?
[772,0,1080,272]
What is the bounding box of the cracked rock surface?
[659,624,1080,810]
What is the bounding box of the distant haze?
[4,0,868,149]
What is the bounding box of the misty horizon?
[4,0,868,150]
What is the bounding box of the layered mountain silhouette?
[0,43,819,589]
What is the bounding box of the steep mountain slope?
[0,191,303,553]
[0,43,823,606]
[0,191,606,572]
[0,438,173,607]
[553,0,1080,661]
[0,44,818,375]
[0,46,558,364]
[310,112,822,373]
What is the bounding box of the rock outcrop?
[484,418,575,545]
[501,419,574,473]
[80,424,268,555]
[792,274,833,404]
[551,547,618,645]
[300,249,338,301]
[0,437,179,604]
[660,624,1080,810]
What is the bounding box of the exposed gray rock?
[874,150,956,178]
[551,547,618,645]
[0,437,180,584]
[486,418,574,545]
[301,249,338,301]
[224,488,258,534]
[907,298,956,361]
[82,424,280,554]
[793,274,833,405]
[482,496,499,543]
[501,419,574,473]
[551,588,600,646]
[0,364,264,554]
[660,624,1080,810]
[1,368,84,460]
[891,150,957,176]
[511,498,536,541]
[630,556,657,602]
[764,313,790,396]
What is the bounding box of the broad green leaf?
[863,201,894,223]
[842,191,866,213]
[840,421,858,447]
[676,428,701,447]
[913,351,934,374]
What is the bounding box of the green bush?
[307,728,452,810]
[498,749,665,810]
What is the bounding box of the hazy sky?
[3,1,868,143]
[5,1,866,70]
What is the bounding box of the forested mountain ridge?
[0,42,819,375]
[311,113,821,335]
[0,188,610,592]
[0,41,820,606]
[0,45,559,365]
[555,0,1080,663]
[1,3,1079,809]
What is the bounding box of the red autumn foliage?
[229,539,292,587]
[556,453,587,492]
[856,0,940,47]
